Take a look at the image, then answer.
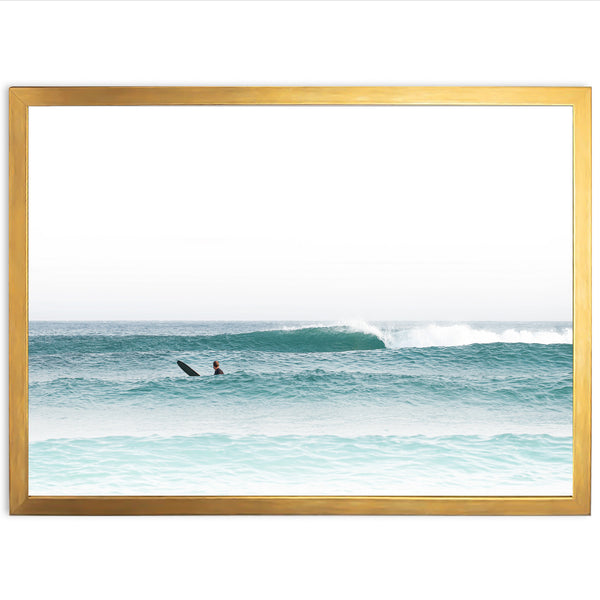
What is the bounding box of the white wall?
[1,2,597,599]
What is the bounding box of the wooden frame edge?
[8,86,590,106]
[572,87,592,515]
[9,88,29,514]
[11,495,589,516]
[9,86,591,515]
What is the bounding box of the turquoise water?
[29,321,573,495]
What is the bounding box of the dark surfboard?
[177,360,200,376]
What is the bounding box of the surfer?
[213,360,224,375]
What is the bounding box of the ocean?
[28,320,573,496]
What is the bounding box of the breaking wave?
[29,321,572,354]
[345,321,573,348]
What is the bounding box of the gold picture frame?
[9,86,591,515]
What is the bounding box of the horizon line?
[28,318,573,323]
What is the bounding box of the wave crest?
[29,327,385,354]
[344,321,573,348]
[29,322,573,355]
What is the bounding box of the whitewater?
[28,320,573,496]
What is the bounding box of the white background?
[0,2,597,599]
[28,105,572,321]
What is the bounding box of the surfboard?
[177,360,200,376]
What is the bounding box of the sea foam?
[343,320,573,348]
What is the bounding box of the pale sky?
[29,105,572,321]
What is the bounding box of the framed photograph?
[9,87,591,515]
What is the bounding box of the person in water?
[213,360,224,375]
